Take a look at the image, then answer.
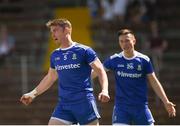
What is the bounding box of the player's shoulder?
[110,52,123,60]
[135,51,150,62]
[74,42,91,50]
[51,48,60,55]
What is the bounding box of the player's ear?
[132,35,136,44]
[64,27,71,34]
[131,37,135,44]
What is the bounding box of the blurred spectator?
[0,24,15,66]
[126,0,144,25]
[142,0,158,34]
[148,29,168,73]
[100,0,114,22]
[126,0,157,30]
[87,0,100,19]
[98,0,128,30]
[0,0,9,3]
[141,0,157,23]
[100,0,128,22]
[112,0,129,23]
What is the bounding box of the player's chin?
[22,101,28,105]
[101,100,109,103]
[101,97,110,103]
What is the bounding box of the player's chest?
[54,51,84,65]
[113,61,143,72]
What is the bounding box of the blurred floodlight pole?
[21,55,28,94]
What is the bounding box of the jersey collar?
[122,51,137,60]
[60,42,76,51]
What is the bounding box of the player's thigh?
[48,118,67,125]
[87,119,99,125]
[112,105,131,125]
[133,107,154,125]
[73,99,100,125]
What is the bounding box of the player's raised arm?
[147,72,176,117]
[90,58,110,103]
[20,68,58,105]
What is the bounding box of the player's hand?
[20,94,34,105]
[98,90,110,103]
[164,101,176,117]
[20,89,37,105]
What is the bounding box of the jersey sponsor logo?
[127,63,134,69]
[117,71,142,78]
[55,57,60,61]
[55,63,81,70]
[117,64,124,67]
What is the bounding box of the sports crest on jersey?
[137,65,142,71]
[72,53,77,60]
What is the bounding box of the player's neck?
[123,50,135,58]
[60,36,74,49]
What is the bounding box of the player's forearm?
[97,69,109,92]
[35,75,55,96]
[153,81,169,104]
[149,74,169,104]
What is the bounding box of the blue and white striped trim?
[89,57,98,65]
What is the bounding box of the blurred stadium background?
[0,0,179,124]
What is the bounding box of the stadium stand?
[92,0,180,124]
[0,0,180,124]
[0,0,55,124]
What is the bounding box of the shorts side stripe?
[91,100,100,118]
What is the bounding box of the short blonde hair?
[46,18,72,29]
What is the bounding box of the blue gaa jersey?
[50,42,97,104]
[104,51,154,106]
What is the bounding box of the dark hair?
[117,29,134,37]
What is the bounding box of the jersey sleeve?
[144,58,154,74]
[85,47,97,64]
[103,57,112,70]
[50,53,55,69]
